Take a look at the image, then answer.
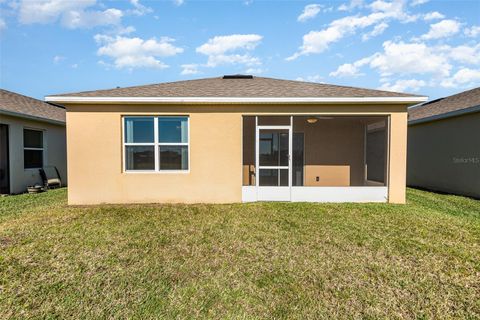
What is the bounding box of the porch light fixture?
[307,117,318,124]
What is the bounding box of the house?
[45,75,426,205]
[0,89,67,194]
[408,87,480,199]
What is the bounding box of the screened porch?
[242,115,389,202]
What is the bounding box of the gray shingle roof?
[49,76,419,98]
[0,89,65,123]
[409,87,480,122]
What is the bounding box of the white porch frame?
[243,115,389,203]
[255,116,293,201]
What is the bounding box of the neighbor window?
[24,129,43,169]
[124,116,189,172]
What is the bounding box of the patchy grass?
[0,188,479,319]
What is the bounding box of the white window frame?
[23,128,45,170]
[123,116,190,173]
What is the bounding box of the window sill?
[123,170,190,174]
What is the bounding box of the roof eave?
[0,109,65,126]
[409,104,480,125]
[45,96,428,105]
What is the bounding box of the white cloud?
[62,8,123,29]
[423,11,445,21]
[419,19,461,40]
[18,0,124,29]
[19,0,94,24]
[378,79,426,92]
[197,34,262,55]
[115,25,136,36]
[330,40,480,91]
[442,43,480,65]
[338,0,363,11]
[0,18,6,31]
[181,64,199,75]
[296,75,324,83]
[288,1,417,60]
[298,4,322,22]
[245,68,264,74]
[441,68,480,88]
[173,0,184,6]
[369,41,451,77]
[362,22,388,41]
[128,0,152,16]
[53,55,65,63]
[369,0,419,22]
[410,0,429,6]
[196,34,263,67]
[329,57,371,77]
[204,54,260,67]
[94,35,183,69]
[464,26,480,38]
[330,64,362,77]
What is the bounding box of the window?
[124,116,189,172]
[24,129,43,169]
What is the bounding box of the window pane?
[259,169,289,186]
[292,133,304,186]
[159,146,188,170]
[24,129,43,148]
[24,150,43,169]
[366,128,386,184]
[259,130,288,166]
[159,117,188,143]
[279,133,289,166]
[279,169,288,186]
[259,169,278,186]
[125,146,154,170]
[124,118,154,143]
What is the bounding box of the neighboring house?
[408,87,480,199]
[45,75,426,205]
[0,89,67,194]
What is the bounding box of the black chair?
[39,166,62,189]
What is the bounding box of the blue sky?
[0,0,479,100]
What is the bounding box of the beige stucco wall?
[0,114,67,194]
[65,104,408,204]
[407,112,480,198]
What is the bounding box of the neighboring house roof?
[45,76,426,104]
[0,89,65,124]
[409,87,480,124]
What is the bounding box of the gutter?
[409,104,480,126]
[0,109,66,126]
[44,96,428,105]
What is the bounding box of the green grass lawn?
[1,188,479,319]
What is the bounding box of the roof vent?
[223,74,253,79]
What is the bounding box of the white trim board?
[45,96,428,104]
[242,186,388,203]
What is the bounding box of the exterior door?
[256,126,291,201]
[0,124,9,194]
